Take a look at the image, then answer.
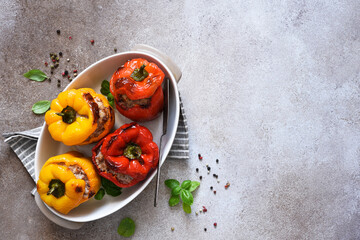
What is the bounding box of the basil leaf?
[94,188,105,200]
[23,69,48,82]
[100,80,110,95]
[181,180,191,190]
[32,100,50,114]
[169,196,180,207]
[107,93,114,107]
[101,177,122,197]
[117,217,135,237]
[182,202,191,214]
[165,179,180,189]
[180,189,193,205]
[171,186,182,196]
[188,181,200,192]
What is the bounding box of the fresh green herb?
[165,179,200,214]
[107,93,114,107]
[117,217,135,237]
[100,80,110,95]
[180,189,193,205]
[165,179,180,189]
[169,196,180,207]
[171,186,182,196]
[32,100,51,114]
[182,202,191,214]
[101,177,122,197]
[23,69,48,82]
[188,181,200,192]
[94,188,105,200]
[181,180,191,190]
[100,80,115,107]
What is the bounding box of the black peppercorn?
[199,176,202,180]
[56,30,60,35]
[196,168,199,172]
[59,52,62,57]
[64,70,68,75]
[216,159,219,163]
[204,228,207,232]
[210,186,213,190]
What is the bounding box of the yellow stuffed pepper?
[36,151,101,214]
[45,88,114,146]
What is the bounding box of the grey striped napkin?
[3,97,189,195]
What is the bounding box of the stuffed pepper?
[36,151,101,214]
[45,88,115,146]
[109,58,165,121]
[92,122,159,188]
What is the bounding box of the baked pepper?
[92,122,159,188]
[109,58,165,122]
[45,88,115,146]
[36,151,101,214]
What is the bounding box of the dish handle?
[34,192,84,229]
[131,44,182,83]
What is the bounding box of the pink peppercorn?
[90,39,94,44]
[73,69,77,73]
[214,223,217,227]
[44,62,48,66]
[69,36,72,40]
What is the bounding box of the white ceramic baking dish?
[34,44,182,229]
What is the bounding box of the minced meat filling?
[84,97,109,141]
[57,163,90,198]
[117,94,151,109]
[95,147,133,185]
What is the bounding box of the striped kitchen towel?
[3,98,189,194]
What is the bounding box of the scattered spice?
[44,62,48,66]
[213,190,216,194]
[73,69,77,73]
[202,206,207,212]
[69,77,72,81]
[210,186,213,190]
[69,36,72,40]
[64,70,68,75]
[59,52,63,57]
[90,39,95,44]
[204,228,207,232]
[56,30,61,35]
[195,212,198,215]
[216,159,219,163]
[171,227,174,232]
[74,73,77,77]
[196,168,199,172]
[198,154,203,160]
[48,78,51,82]
[52,59,56,63]
[55,63,59,68]
[214,223,217,227]
[50,65,54,69]
[62,72,65,76]
[114,48,117,52]
[199,176,202,180]
[225,182,230,189]
[207,166,211,171]
[67,58,70,62]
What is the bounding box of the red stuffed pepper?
[92,122,159,188]
[109,58,165,121]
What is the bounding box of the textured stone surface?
[1,0,360,239]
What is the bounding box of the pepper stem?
[56,106,77,124]
[124,143,142,159]
[130,64,149,82]
[47,179,65,198]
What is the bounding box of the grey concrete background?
[1,0,359,239]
